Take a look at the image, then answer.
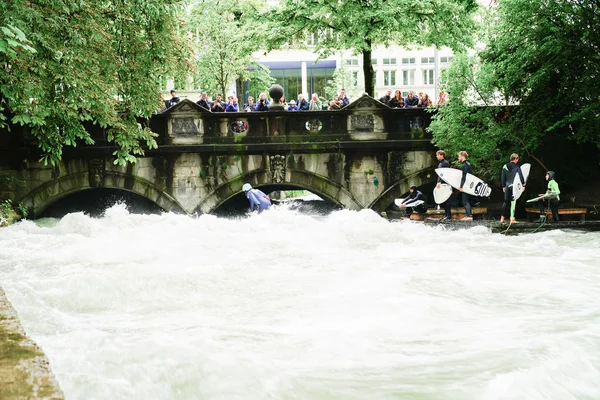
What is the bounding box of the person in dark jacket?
[404,90,419,108]
[167,90,180,108]
[339,88,350,106]
[196,92,210,110]
[500,153,525,223]
[211,94,225,112]
[457,150,473,220]
[297,94,309,111]
[435,150,452,220]
[255,92,270,111]
[379,89,392,105]
[398,185,427,217]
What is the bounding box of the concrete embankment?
[0,287,64,400]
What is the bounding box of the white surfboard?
[435,168,492,197]
[526,193,553,203]
[433,183,452,204]
[512,163,531,201]
[394,199,425,207]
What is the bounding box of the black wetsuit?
[460,160,473,217]
[402,190,427,217]
[437,158,452,218]
[500,162,525,219]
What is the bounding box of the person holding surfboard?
[398,185,427,218]
[457,151,473,221]
[535,171,561,223]
[500,153,525,224]
[435,150,452,220]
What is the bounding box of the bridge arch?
[19,171,184,218]
[368,167,438,213]
[195,168,363,214]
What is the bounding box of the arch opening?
[38,188,165,218]
[212,184,342,218]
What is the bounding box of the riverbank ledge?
[0,287,64,400]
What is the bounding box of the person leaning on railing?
[308,93,322,111]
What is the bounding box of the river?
[1,203,599,400]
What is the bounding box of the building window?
[401,57,416,65]
[383,58,397,65]
[402,70,415,86]
[384,70,396,86]
[345,59,359,66]
[440,56,454,64]
[421,57,435,65]
[422,69,434,85]
[372,58,378,65]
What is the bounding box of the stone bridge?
[0,95,438,217]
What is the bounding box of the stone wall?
[0,287,64,399]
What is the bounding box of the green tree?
[325,60,360,101]
[430,0,600,179]
[187,0,270,101]
[264,0,477,96]
[0,0,191,165]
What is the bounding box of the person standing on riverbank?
[535,171,560,223]
[242,183,272,214]
[435,150,452,220]
[500,153,525,224]
[457,151,473,221]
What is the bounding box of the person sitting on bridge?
[535,171,561,223]
[242,183,272,214]
[398,185,427,218]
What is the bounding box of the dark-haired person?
[196,92,210,110]
[500,153,525,224]
[339,88,350,106]
[435,150,452,220]
[398,185,427,218]
[167,89,180,108]
[211,93,225,112]
[535,171,561,223]
[457,150,473,221]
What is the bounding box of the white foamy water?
[1,204,599,400]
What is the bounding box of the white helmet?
[242,183,252,192]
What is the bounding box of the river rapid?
[1,203,599,400]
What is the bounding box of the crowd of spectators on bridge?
[378,89,441,108]
[163,87,443,113]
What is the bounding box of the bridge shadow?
[212,185,342,218]
[39,188,165,218]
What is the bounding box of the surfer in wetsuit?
[435,150,452,220]
[535,171,560,223]
[500,153,525,224]
[457,151,473,221]
[398,185,427,218]
[242,183,272,214]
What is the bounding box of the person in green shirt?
[535,170,561,223]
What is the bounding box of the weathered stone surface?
[0,287,64,400]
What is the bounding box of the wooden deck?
[525,207,587,221]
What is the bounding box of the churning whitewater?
[1,203,599,400]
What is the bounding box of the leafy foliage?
[0,0,191,165]
[430,0,600,179]
[186,0,270,98]
[264,0,478,96]
[325,61,360,101]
